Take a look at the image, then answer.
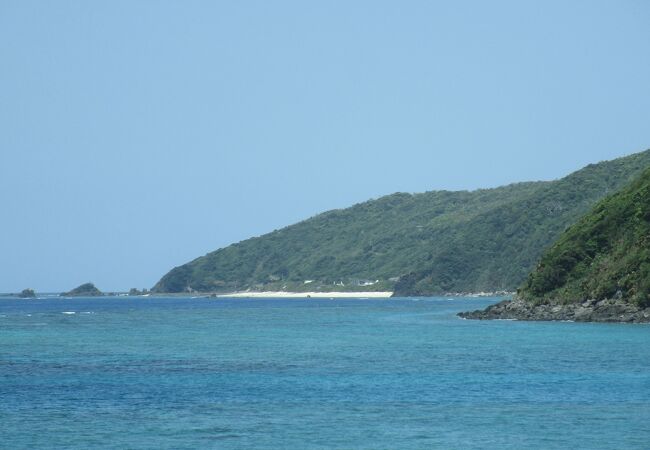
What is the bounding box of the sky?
[1,0,649,292]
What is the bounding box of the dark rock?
[458,297,650,323]
[18,288,36,298]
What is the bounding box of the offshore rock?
[61,282,103,297]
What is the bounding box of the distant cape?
[153,149,650,297]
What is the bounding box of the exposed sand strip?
[217,291,393,298]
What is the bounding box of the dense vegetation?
[61,282,103,297]
[153,150,650,295]
[518,167,650,307]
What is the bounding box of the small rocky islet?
[61,282,103,297]
[18,288,36,298]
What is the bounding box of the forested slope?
[153,150,650,295]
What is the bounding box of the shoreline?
[0,291,514,299]
[217,291,393,298]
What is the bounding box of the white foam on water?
[62,311,76,315]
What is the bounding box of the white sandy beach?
[218,291,393,298]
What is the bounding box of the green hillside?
[153,150,650,294]
[518,167,650,307]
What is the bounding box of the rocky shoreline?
[458,297,650,323]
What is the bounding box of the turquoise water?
[2,296,649,449]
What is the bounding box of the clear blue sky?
[1,0,649,292]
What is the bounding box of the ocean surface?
[2,296,649,449]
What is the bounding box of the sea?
[1,296,649,449]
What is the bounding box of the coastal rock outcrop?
[459,297,650,323]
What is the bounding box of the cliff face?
[460,167,650,322]
[153,150,650,296]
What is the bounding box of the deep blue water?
[1,296,650,449]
